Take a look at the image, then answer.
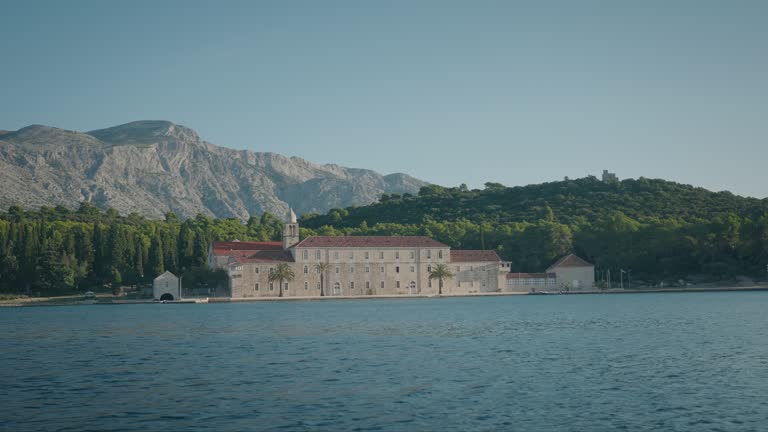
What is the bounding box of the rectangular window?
[396,281,400,288]
[410,266,415,272]
[410,251,414,259]
[458,281,462,288]
[395,252,400,259]
[302,250,308,259]
[350,282,355,289]
[316,250,321,259]
[380,281,384,289]
[303,266,308,274]
[427,250,431,259]
[255,267,260,274]
[396,266,400,273]
[380,266,384,273]
[365,252,369,259]
[255,283,260,291]
[334,251,339,259]
[438,250,443,259]
[429,280,432,288]
[365,266,370,273]
[379,252,384,259]
[304,282,308,290]
[285,283,289,291]
[366,281,370,289]
[269,282,274,290]
[335,267,340,274]
[317,282,321,290]
[349,267,354,273]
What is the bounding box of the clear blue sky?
[1,1,766,198]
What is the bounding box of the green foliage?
[299,177,768,282]
[428,263,454,295]
[2,176,767,294]
[0,204,285,294]
[268,263,295,297]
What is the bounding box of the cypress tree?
[148,230,164,278]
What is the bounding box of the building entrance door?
[333,282,341,296]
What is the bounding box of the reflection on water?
[2,293,768,431]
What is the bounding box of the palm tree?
[428,263,454,295]
[269,263,295,297]
[314,262,330,296]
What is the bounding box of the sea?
[2,292,767,431]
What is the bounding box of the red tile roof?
[507,272,557,279]
[211,241,283,256]
[230,250,294,264]
[293,236,448,248]
[546,254,593,270]
[450,250,502,262]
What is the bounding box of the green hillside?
[299,177,768,284]
[301,176,767,228]
[1,177,767,296]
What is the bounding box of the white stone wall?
[552,266,595,291]
[229,248,507,298]
[153,272,180,300]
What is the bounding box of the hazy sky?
[1,1,766,198]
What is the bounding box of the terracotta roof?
[546,254,593,271]
[507,272,557,279]
[450,250,502,262]
[293,236,448,248]
[230,250,294,264]
[211,241,283,256]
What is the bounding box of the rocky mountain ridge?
[0,120,427,220]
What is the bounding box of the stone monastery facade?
[208,208,595,297]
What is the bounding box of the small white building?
[153,271,180,301]
[547,254,595,291]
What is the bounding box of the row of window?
[300,249,445,261]
[302,265,442,274]
[254,280,485,291]
[250,264,477,275]
[254,280,433,292]
[507,278,556,286]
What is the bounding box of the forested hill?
[1,177,767,296]
[301,176,768,228]
[296,177,768,284]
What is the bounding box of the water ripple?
[1,293,768,431]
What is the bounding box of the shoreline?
[2,285,768,307]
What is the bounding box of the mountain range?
[0,121,427,220]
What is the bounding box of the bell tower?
[283,207,300,249]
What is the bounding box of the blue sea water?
[2,292,768,432]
